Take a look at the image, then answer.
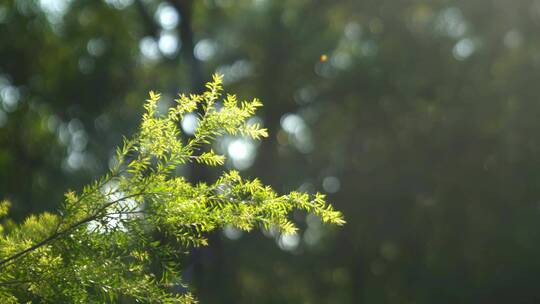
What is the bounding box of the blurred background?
[2,0,540,302]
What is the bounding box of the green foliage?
[0,75,344,303]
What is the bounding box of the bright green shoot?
[0,74,344,303]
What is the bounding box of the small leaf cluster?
[0,74,344,303]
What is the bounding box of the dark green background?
[2,0,540,302]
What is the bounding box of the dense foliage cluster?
[0,75,344,303]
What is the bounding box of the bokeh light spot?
[87,38,106,57]
[1,86,20,112]
[158,32,180,57]
[139,36,160,61]
[278,234,300,251]
[322,176,341,193]
[453,38,475,60]
[223,225,243,240]
[181,113,198,135]
[227,139,256,170]
[104,0,133,10]
[156,3,179,30]
[194,39,217,61]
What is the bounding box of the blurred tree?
[3,0,540,303]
